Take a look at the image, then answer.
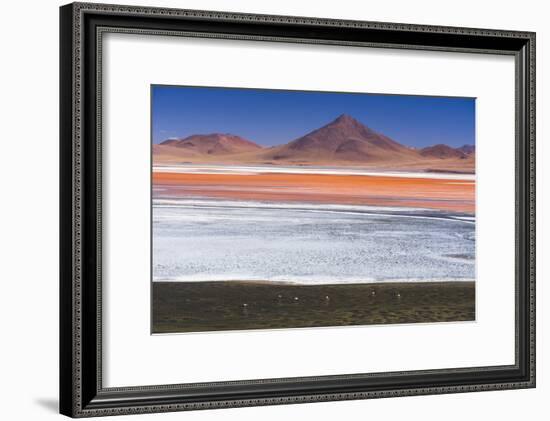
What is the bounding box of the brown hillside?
[159,133,262,156]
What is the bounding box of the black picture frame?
[60,2,536,417]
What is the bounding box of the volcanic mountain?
[158,133,262,155]
[260,114,419,163]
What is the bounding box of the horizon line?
[155,113,475,150]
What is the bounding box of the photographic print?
[151,86,476,334]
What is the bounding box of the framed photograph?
[60,2,535,417]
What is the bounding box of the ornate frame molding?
[60,2,535,417]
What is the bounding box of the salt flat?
[152,198,475,285]
[153,164,475,181]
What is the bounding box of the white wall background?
[0,0,546,419]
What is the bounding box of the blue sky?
[151,85,475,148]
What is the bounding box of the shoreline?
[153,280,475,334]
[153,197,476,219]
[152,279,476,286]
[153,164,475,179]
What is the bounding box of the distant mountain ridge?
[420,144,466,159]
[159,133,261,155]
[153,114,475,173]
[457,144,475,155]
